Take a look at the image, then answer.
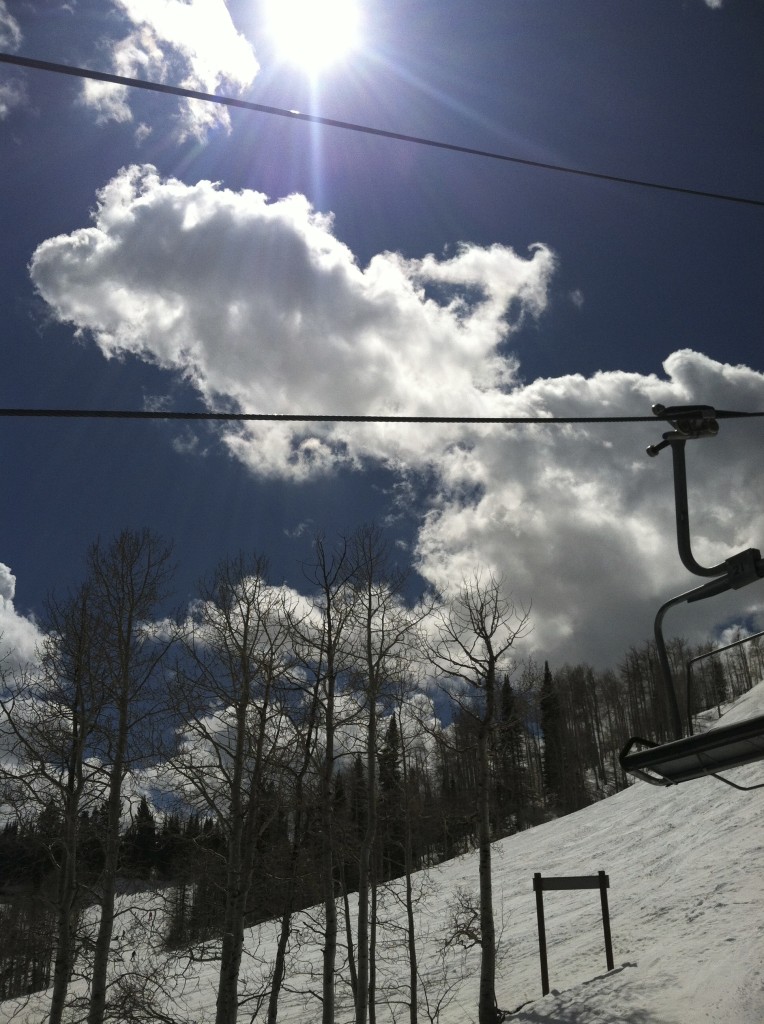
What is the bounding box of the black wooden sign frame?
[532,870,614,996]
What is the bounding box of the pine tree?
[378,715,402,797]
[378,715,404,879]
[539,661,564,809]
[121,796,157,879]
[495,676,528,832]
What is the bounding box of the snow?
[3,685,764,1024]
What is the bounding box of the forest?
[0,526,761,1024]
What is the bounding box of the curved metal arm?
[647,405,725,578]
[667,440,726,578]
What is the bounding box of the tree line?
[0,526,760,1024]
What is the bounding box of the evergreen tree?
[378,714,405,879]
[539,661,564,808]
[78,804,107,881]
[495,676,528,832]
[378,714,402,797]
[121,796,157,879]
[156,813,183,880]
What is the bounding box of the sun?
[265,0,361,74]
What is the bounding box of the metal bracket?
[646,403,719,457]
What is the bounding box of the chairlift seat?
[619,713,764,786]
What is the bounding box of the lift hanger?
[619,404,764,788]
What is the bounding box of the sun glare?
[265,0,361,74]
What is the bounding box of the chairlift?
[618,404,764,789]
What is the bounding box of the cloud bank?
[29,167,764,667]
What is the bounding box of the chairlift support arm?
[647,404,725,577]
[620,404,764,787]
[647,405,764,739]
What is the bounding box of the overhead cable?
[1,408,762,425]
[1,52,763,209]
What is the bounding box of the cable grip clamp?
[646,403,719,457]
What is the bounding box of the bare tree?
[84,528,175,1024]
[428,572,529,1024]
[0,530,173,1024]
[293,535,357,1024]
[0,586,103,1024]
[349,525,433,1024]
[393,693,434,1024]
[265,626,322,1024]
[168,554,297,1024]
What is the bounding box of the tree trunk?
[369,851,378,1024]
[50,744,84,1024]
[267,685,319,1024]
[268,910,292,1024]
[216,893,247,1024]
[87,819,120,1024]
[355,697,377,1024]
[321,664,338,1024]
[87,716,128,1024]
[49,846,77,1024]
[341,876,358,1002]
[477,717,497,1024]
[216,838,247,1024]
[402,725,418,1024]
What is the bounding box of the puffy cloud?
[415,353,764,665]
[30,165,555,479]
[0,564,43,672]
[29,167,764,668]
[81,1,259,138]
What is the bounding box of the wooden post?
[533,872,614,996]
[533,873,550,996]
[598,870,614,972]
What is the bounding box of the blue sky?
[1,0,763,670]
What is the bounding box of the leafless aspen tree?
[428,572,529,1024]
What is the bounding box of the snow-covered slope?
[4,686,764,1024]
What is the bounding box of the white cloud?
[0,78,26,120]
[29,167,764,668]
[415,352,764,665]
[0,564,43,672]
[81,78,133,125]
[30,165,555,479]
[81,1,259,138]
[0,0,25,121]
[0,564,16,604]
[0,1,21,50]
